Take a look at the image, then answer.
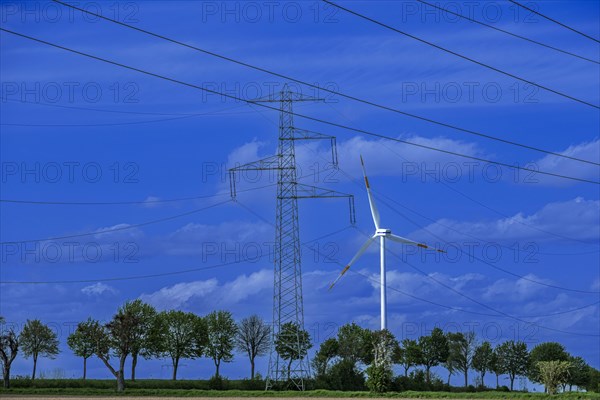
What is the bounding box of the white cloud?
[140,279,219,310]
[139,269,272,310]
[141,196,162,208]
[220,269,272,304]
[410,197,600,243]
[531,139,600,186]
[296,135,483,180]
[481,274,551,302]
[165,220,272,256]
[93,223,144,240]
[226,139,270,168]
[81,282,117,296]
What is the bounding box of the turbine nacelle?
[375,228,391,236]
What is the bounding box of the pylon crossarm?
[228,155,285,172]
[289,128,335,141]
[289,129,338,166]
[287,184,356,224]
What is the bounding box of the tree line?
[313,324,598,394]
[1,302,599,394]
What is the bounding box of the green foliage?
[20,319,59,360]
[67,318,96,360]
[567,356,589,390]
[496,340,529,391]
[153,310,203,380]
[205,310,237,378]
[418,327,449,383]
[121,300,158,381]
[67,318,99,380]
[528,342,570,384]
[275,322,311,363]
[3,385,600,398]
[207,375,229,390]
[365,364,392,393]
[585,366,600,393]
[472,341,494,386]
[316,359,365,391]
[448,331,475,387]
[394,338,421,377]
[537,360,572,395]
[19,319,59,380]
[364,330,397,393]
[336,323,373,365]
[312,338,339,377]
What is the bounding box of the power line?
[507,0,600,44]
[0,101,275,127]
[40,0,600,166]
[238,200,599,336]
[0,168,328,205]
[375,194,600,295]
[0,225,353,284]
[365,134,600,248]
[322,0,600,110]
[0,97,246,116]
[312,102,600,250]
[293,134,599,293]
[350,270,598,337]
[320,159,599,294]
[353,229,599,337]
[0,199,231,244]
[415,0,599,64]
[351,269,599,320]
[2,28,598,186]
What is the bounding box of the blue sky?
[1,0,599,388]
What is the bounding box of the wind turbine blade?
[329,235,376,290]
[360,155,380,229]
[388,233,446,253]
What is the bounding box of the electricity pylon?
[229,87,355,390]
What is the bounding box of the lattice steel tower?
[229,87,354,390]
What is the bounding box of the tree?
[154,311,203,380]
[20,319,59,380]
[567,356,589,391]
[395,338,416,377]
[584,366,600,392]
[274,322,312,380]
[336,323,373,365]
[490,345,504,389]
[124,300,157,381]
[496,340,529,391]
[205,310,237,378]
[366,330,396,393]
[394,338,421,377]
[418,327,449,383]
[528,342,569,386]
[91,300,155,392]
[313,338,339,377]
[235,315,270,379]
[454,331,476,387]
[537,360,571,395]
[444,332,463,385]
[0,317,19,389]
[67,318,97,380]
[472,341,494,387]
[323,358,365,391]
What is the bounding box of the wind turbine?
[329,156,445,330]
